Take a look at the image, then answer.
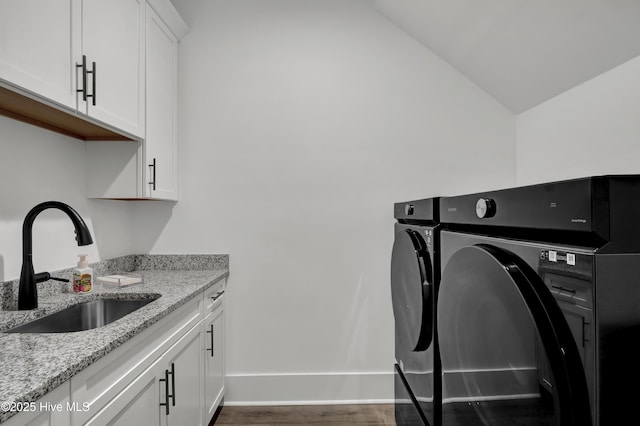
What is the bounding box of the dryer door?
[438,244,591,426]
[391,227,433,352]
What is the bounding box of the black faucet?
[18,201,94,310]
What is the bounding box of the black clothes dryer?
[437,175,640,426]
[391,198,441,426]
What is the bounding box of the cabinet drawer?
[203,280,225,313]
[70,296,203,424]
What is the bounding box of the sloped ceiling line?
[374,0,640,113]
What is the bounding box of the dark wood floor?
[214,404,396,425]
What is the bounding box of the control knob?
[475,198,496,218]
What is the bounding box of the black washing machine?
[437,175,640,426]
[391,198,441,426]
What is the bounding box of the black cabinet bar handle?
[206,324,215,357]
[169,362,175,407]
[76,55,87,101]
[159,369,170,415]
[210,291,224,302]
[87,60,96,106]
[149,158,157,191]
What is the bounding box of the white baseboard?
[223,371,394,406]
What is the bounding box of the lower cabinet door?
[161,322,204,426]
[84,322,204,426]
[204,305,225,422]
[84,357,162,425]
[2,383,71,426]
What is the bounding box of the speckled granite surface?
[0,255,228,424]
[136,254,229,271]
[0,254,228,310]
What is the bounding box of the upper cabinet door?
[80,0,145,138]
[145,4,179,200]
[0,0,78,109]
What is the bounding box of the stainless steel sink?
[6,297,158,333]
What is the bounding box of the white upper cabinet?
[79,0,146,138]
[0,0,78,108]
[145,3,180,200]
[0,0,144,139]
[85,0,187,200]
[1,0,186,200]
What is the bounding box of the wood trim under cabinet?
[0,85,136,141]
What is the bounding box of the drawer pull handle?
[210,290,225,302]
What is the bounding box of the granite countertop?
[0,255,228,424]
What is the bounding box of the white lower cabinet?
[85,357,162,425]
[160,323,203,425]
[3,281,226,426]
[2,383,71,426]
[84,323,204,426]
[203,304,225,422]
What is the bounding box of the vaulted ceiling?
[374,0,640,113]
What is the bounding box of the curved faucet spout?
[19,201,94,310]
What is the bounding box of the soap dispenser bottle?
[73,254,93,293]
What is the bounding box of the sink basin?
[6,297,158,333]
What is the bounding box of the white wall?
[517,55,640,185]
[135,0,515,404]
[0,116,134,282]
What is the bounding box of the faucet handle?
[33,272,70,283]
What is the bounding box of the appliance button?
[476,198,497,218]
[405,204,414,215]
